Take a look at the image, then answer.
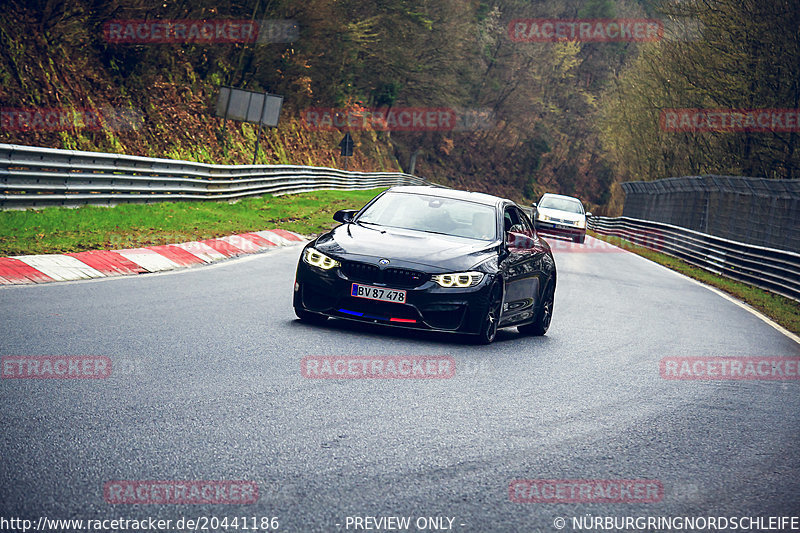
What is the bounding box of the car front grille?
[340,261,380,283]
[340,261,428,289]
[384,268,428,288]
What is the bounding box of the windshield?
[538,196,584,214]
[358,192,497,241]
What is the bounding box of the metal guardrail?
[620,176,800,253]
[0,143,432,209]
[588,216,800,302]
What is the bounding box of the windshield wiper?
[417,229,457,236]
[355,220,382,227]
[355,223,457,237]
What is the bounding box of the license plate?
[351,283,407,303]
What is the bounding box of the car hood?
[315,223,500,272]
[536,207,585,222]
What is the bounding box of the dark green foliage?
[5,0,783,210]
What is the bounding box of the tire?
[295,307,328,324]
[474,281,503,345]
[518,281,554,336]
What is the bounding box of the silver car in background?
[532,193,591,244]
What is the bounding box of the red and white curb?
[0,229,306,285]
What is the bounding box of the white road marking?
[13,255,105,281]
[115,249,182,272]
[169,241,226,263]
[255,230,295,246]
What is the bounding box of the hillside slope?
[0,0,655,207]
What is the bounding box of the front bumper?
[535,220,585,238]
[293,259,495,335]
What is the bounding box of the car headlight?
[431,271,484,288]
[303,248,340,270]
[538,214,551,222]
[576,219,586,228]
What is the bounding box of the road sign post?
[253,95,268,165]
[215,86,283,164]
[339,133,354,170]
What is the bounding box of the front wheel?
[475,281,503,344]
[518,281,554,336]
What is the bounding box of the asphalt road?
[1,237,799,532]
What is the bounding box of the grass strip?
[0,189,385,256]
[588,230,800,336]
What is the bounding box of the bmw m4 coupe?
[293,186,556,344]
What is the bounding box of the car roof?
[386,185,508,207]
[540,192,583,203]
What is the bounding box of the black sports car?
[293,186,556,344]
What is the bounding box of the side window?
[503,209,515,234]
[506,207,528,234]
[505,207,535,249]
[518,209,535,236]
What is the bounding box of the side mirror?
[333,209,356,223]
[498,246,509,261]
[585,212,593,218]
[531,203,537,208]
